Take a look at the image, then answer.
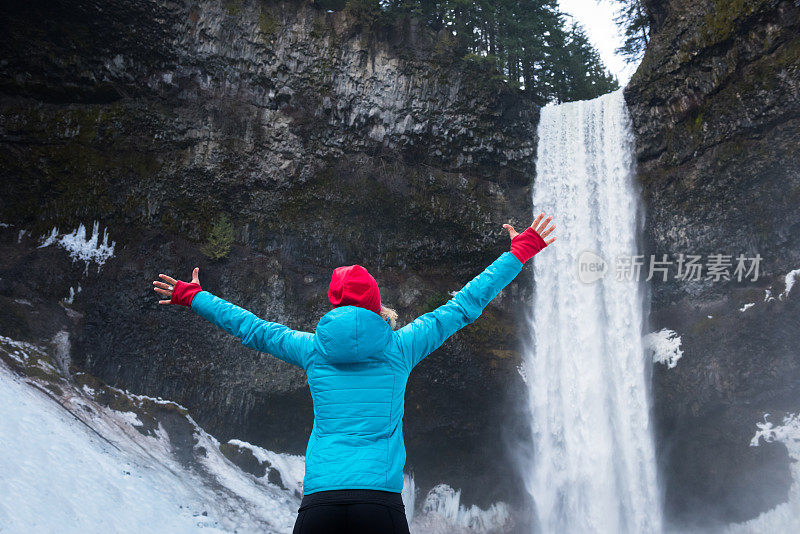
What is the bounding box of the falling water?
[524,89,662,533]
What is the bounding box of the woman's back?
[304,305,407,494]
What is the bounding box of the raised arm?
[396,214,556,371]
[152,268,313,369]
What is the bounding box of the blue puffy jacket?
[190,251,523,494]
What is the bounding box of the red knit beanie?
[328,265,382,314]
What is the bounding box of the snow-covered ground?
[0,337,301,533]
[0,336,510,533]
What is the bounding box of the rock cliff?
[625,0,800,527]
[0,0,537,512]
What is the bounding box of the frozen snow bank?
[644,329,684,369]
[0,336,510,533]
[739,302,755,312]
[39,221,115,272]
[0,336,299,534]
[727,413,800,533]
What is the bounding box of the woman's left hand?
[152,268,200,305]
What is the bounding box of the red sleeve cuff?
[509,227,547,263]
[171,280,202,307]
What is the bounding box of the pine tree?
[558,23,619,102]
[334,0,619,102]
[613,0,650,63]
[201,214,235,261]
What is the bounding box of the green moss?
[433,30,456,61]
[743,34,800,91]
[462,308,513,345]
[690,315,716,336]
[0,339,63,384]
[775,36,800,67]
[45,383,64,396]
[702,0,770,45]
[224,0,244,16]
[692,111,704,132]
[310,17,328,39]
[0,101,164,230]
[258,8,279,38]
[419,292,449,314]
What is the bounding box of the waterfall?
[523,89,662,533]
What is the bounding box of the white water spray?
[524,89,662,533]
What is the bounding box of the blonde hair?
[379,305,398,330]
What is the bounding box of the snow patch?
[727,413,800,532]
[64,284,82,304]
[644,328,684,369]
[739,302,755,312]
[780,269,800,300]
[516,364,529,384]
[103,384,190,412]
[764,289,776,302]
[39,222,115,273]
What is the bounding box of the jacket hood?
[313,306,392,364]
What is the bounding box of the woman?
[152,214,556,533]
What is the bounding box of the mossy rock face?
[258,8,280,39]
[700,0,773,46]
[0,337,64,385]
[626,0,800,527]
[72,370,191,438]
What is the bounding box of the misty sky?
[559,0,640,85]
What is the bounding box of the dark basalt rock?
[626,0,800,527]
[0,0,536,515]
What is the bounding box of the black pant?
[293,489,411,534]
